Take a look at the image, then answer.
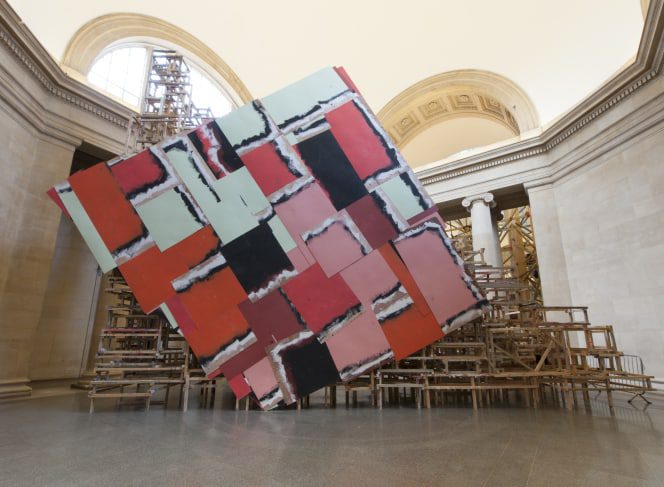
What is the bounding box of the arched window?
[87,43,235,117]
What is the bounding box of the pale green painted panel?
[167,147,259,244]
[267,214,296,253]
[159,303,182,336]
[261,67,348,127]
[59,189,116,272]
[378,175,425,220]
[212,167,270,215]
[215,103,267,147]
[166,148,219,209]
[136,188,202,251]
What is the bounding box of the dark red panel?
[165,295,197,336]
[282,264,360,335]
[217,291,304,379]
[241,142,298,196]
[69,163,145,252]
[407,206,441,226]
[346,194,398,249]
[238,291,303,342]
[188,120,243,178]
[325,101,394,181]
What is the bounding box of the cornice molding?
[417,0,664,187]
[0,0,134,133]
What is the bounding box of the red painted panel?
[183,304,251,362]
[177,267,247,329]
[118,245,187,313]
[109,151,165,196]
[381,305,443,360]
[162,225,221,269]
[69,163,145,252]
[325,101,393,181]
[241,142,297,196]
[282,264,360,335]
[118,226,222,313]
[46,187,70,219]
[227,374,251,399]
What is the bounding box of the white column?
[462,193,501,268]
[490,210,503,267]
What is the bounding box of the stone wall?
[551,125,664,378]
[29,217,100,380]
[0,1,132,397]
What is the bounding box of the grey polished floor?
[1,383,664,487]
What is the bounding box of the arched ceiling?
[401,117,517,168]
[8,0,644,126]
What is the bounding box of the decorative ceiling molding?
[377,70,539,148]
[62,13,252,105]
[416,0,664,187]
[0,1,134,135]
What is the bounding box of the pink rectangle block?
[326,311,392,381]
[394,224,479,325]
[339,250,398,309]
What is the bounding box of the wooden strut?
[87,244,654,413]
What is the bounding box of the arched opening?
[62,13,252,105]
[378,70,540,167]
[87,42,235,117]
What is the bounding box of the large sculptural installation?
[49,67,489,409]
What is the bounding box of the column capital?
[462,192,496,212]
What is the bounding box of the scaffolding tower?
[129,50,213,150]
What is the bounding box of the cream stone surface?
[0,115,74,397]
[29,218,100,380]
[0,1,131,397]
[552,128,664,377]
[526,185,573,306]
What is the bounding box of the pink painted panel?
[243,356,278,399]
[273,182,336,237]
[326,311,391,376]
[305,221,365,277]
[394,227,478,324]
[340,250,398,309]
[287,246,313,273]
